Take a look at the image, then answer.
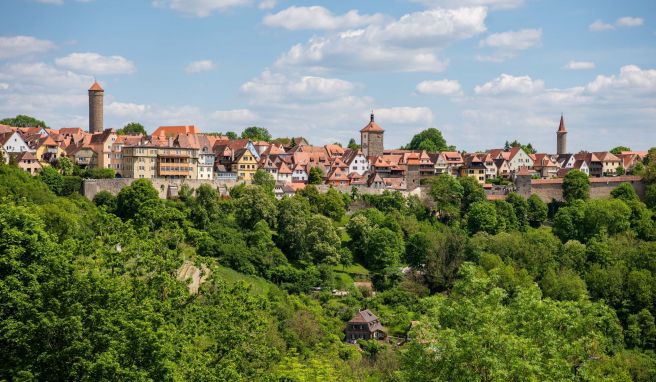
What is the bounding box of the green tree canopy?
[0,114,47,127]
[610,146,631,155]
[405,128,449,152]
[117,122,146,136]
[308,166,324,185]
[115,179,159,220]
[241,126,272,142]
[527,193,548,228]
[253,169,276,193]
[426,174,463,223]
[563,169,590,203]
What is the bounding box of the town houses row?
[0,115,646,193]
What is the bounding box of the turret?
[89,81,104,133]
[556,114,567,155]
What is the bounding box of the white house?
[0,131,33,155]
[344,149,370,175]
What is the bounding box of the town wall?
[527,176,644,202]
[83,178,237,200]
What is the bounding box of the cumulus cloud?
[106,102,149,117]
[474,74,544,95]
[373,107,434,125]
[477,28,541,62]
[586,65,656,93]
[263,6,384,30]
[590,16,644,31]
[0,83,9,90]
[185,60,215,73]
[415,79,462,96]
[152,0,252,17]
[240,70,355,102]
[0,35,56,59]
[410,0,524,10]
[55,52,136,74]
[276,7,487,73]
[258,0,275,10]
[563,61,595,70]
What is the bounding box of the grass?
[214,265,277,296]
[332,263,370,276]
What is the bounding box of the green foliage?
[426,174,463,223]
[234,185,278,229]
[526,193,548,227]
[458,176,486,214]
[115,178,159,220]
[0,114,47,127]
[93,190,117,212]
[117,122,146,135]
[308,166,324,184]
[81,167,115,179]
[505,139,536,154]
[645,184,656,210]
[55,156,74,175]
[563,169,590,203]
[225,131,238,140]
[241,126,272,142]
[465,201,498,235]
[347,138,360,150]
[38,166,64,195]
[405,128,449,152]
[611,146,631,155]
[253,169,275,193]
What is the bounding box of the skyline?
[0,0,655,152]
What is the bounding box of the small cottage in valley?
[345,309,386,343]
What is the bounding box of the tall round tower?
[88,81,104,133]
[556,114,567,155]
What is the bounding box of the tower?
[88,81,104,133]
[360,111,384,157]
[556,114,567,155]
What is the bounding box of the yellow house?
[234,148,258,182]
[34,135,66,166]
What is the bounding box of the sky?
[0,0,654,152]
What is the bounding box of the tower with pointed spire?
[360,111,385,158]
[88,81,104,133]
[556,114,567,155]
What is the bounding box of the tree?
[494,200,518,232]
[526,194,548,228]
[234,185,277,229]
[226,131,238,140]
[253,169,275,193]
[616,166,625,176]
[363,227,404,272]
[0,114,47,127]
[347,138,360,150]
[319,187,348,221]
[562,169,590,203]
[117,122,146,136]
[465,201,498,234]
[405,128,448,152]
[241,126,272,142]
[303,214,341,265]
[115,179,159,220]
[308,166,324,185]
[506,140,537,154]
[506,192,529,230]
[458,176,486,214]
[611,182,639,202]
[93,191,117,212]
[610,146,631,155]
[55,157,74,176]
[38,166,64,195]
[426,174,463,223]
[646,184,656,210]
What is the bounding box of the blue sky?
[0,0,654,152]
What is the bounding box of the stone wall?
[525,176,644,202]
[83,178,237,200]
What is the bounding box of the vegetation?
[0,114,47,127]
[405,128,452,152]
[116,122,147,135]
[241,126,272,142]
[2,151,656,380]
[504,139,537,154]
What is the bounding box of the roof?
[349,309,380,324]
[89,81,104,91]
[16,151,37,161]
[557,115,566,133]
[360,113,384,133]
[152,125,199,137]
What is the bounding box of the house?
[234,148,259,182]
[494,158,511,179]
[344,309,386,343]
[1,131,32,155]
[593,151,621,176]
[14,151,42,174]
[532,154,559,179]
[506,147,534,172]
[276,161,293,184]
[152,125,199,137]
[460,154,487,184]
[291,163,308,182]
[343,148,370,175]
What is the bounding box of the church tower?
[88,81,104,133]
[360,111,384,158]
[556,114,567,155]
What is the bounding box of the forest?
[2,149,656,381]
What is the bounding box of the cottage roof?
[152,125,198,137]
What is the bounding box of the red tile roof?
[558,115,566,132]
[89,81,104,91]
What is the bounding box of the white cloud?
[152,0,252,17]
[55,52,136,74]
[616,17,643,27]
[0,83,9,90]
[590,16,644,31]
[589,20,614,31]
[240,70,354,102]
[373,107,434,125]
[209,109,258,123]
[185,60,215,73]
[564,61,595,70]
[263,6,385,30]
[415,79,462,96]
[0,36,56,59]
[474,74,544,95]
[258,0,275,10]
[586,65,656,93]
[410,0,524,10]
[276,7,487,72]
[477,28,541,61]
[106,102,149,117]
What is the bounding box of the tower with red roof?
[557,114,567,155]
[89,81,104,133]
[360,111,384,158]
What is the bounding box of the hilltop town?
[0,81,647,198]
